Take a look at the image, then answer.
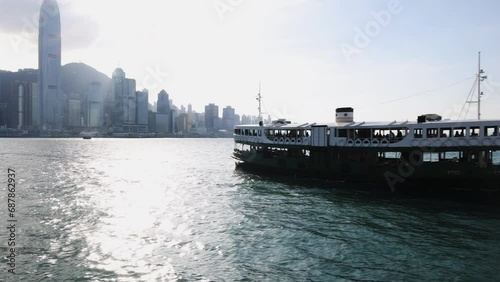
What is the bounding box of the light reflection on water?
[0,138,499,281]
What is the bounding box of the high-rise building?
[39,0,62,129]
[157,90,170,114]
[155,90,174,133]
[204,103,219,133]
[176,113,192,133]
[8,81,39,129]
[111,68,136,131]
[85,82,104,128]
[222,106,235,131]
[67,95,81,128]
[136,89,149,132]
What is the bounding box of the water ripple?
[0,138,499,281]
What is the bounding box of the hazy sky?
[1,0,499,123]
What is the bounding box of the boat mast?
[257,82,262,124]
[478,52,482,120]
[467,52,487,120]
[477,52,488,120]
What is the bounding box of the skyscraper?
[85,82,104,128]
[157,90,170,114]
[222,106,235,131]
[204,103,219,133]
[38,0,62,129]
[156,90,173,134]
[111,68,136,131]
[136,89,149,132]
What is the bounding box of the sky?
[0,0,499,123]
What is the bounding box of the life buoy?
[469,138,479,146]
[279,138,285,144]
[444,139,453,147]
[372,139,379,146]
[482,138,492,146]
[458,138,467,147]
[297,138,303,144]
[363,139,370,147]
[381,139,389,146]
[285,138,291,144]
[420,140,430,147]
[355,139,362,147]
[290,138,295,144]
[347,139,354,146]
[274,137,279,143]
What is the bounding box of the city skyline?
[0,0,246,135]
[1,0,500,122]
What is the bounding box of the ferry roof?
[236,119,500,129]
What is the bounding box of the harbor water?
[1,138,499,281]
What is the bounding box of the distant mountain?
[0,62,112,102]
[61,63,111,97]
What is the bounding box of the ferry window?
[485,126,498,137]
[244,129,249,136]
[440,128,451,138]
[394,128,407,139]
[414,128,423,138]
[356,129,370,138]
[423,152,440,162]
[426,128,438,138]
[453,127,465,137]
[337,129,347,138]
[469,126,480,137]
[347,129,355,139]
[441,151,460,161]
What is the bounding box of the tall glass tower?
[38,0,62,129]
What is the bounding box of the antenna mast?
[477,52,487,120]
[466,52,487,120]
[257,82,262,123]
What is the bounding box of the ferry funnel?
[336,107,354,124]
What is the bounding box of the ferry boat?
[233,55,500,192]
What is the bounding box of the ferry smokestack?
[336,107,354,124]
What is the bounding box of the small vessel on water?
[82,136,92,140]
[233,54,500,192]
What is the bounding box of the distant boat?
[82,136,92,140]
